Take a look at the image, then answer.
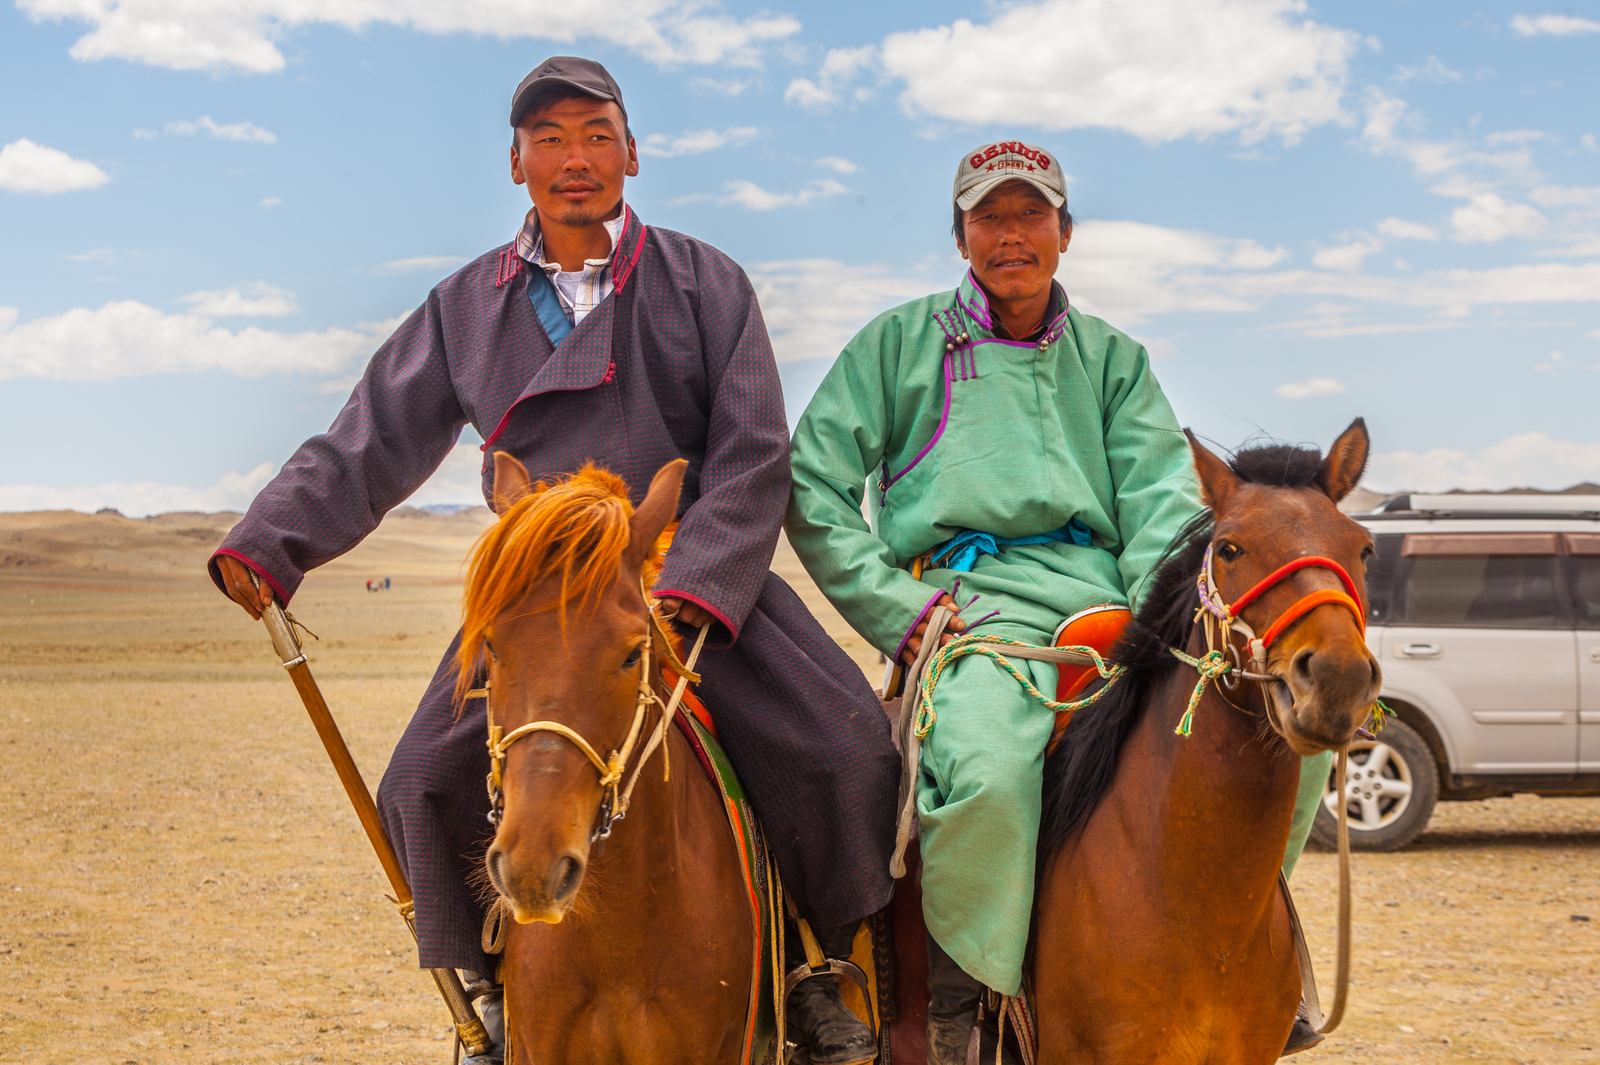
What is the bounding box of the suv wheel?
[1307,718,1439,852]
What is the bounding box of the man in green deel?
[787,141,1333,1060]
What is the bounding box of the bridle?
[466,578,709,843]
[1170,542,1366,735]
[1176,538,1370,1038]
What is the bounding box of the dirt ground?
[1,509,1595,1064]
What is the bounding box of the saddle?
[1048,605,1133,752]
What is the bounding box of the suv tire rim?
[1322,739,1414,831]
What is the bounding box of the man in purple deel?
[210,56,894,1065]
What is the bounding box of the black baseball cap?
[510,56,628,129]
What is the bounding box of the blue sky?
[2,0,1598,514]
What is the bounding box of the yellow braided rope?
[914,634,1126,739]
[1167,647,1232,736]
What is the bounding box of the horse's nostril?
[486,848,509,894]
[552,855,583,901]
[1292,649,1315,681]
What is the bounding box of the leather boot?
[459,971,505,1065]
[926,933,979,1065]
[926,934,1021,1065]
[785,920,878,1065]
[1281,1000,1324,1057]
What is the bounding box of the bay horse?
[1032,420,1381,1063]
[462,453,753,1064]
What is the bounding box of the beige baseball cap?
[953,139,1066,211]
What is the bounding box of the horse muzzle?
[485,837,588,924]
[1268,642,1382,756]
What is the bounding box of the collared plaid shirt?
[514,207,628,327]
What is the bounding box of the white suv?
[1309,493,1600,851]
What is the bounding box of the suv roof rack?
[1369,493,1600,518]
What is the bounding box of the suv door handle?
[1590,648,1600,664]
[1399,643,1442,658]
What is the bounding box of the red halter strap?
[1227,555,1365,649]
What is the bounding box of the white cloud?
[0,462,276,516]
[65,248,118,263]
[747,259,934,363]
[1359,90,1541,190]
[260,196,281,207]
[1365,433,1600,493]
[1450,193,1546,242]
[1276,376,1346,399]
[1055,219,1286,324]
[814,156,858,174]
[1052,217,1600,330]
[376,255,468,274]
[678,178,849,210]
[1375,217,1439,241]
[179,282,298,317]
[404,442,488,507]
[785,45,877,110]
[0,300,402,382]
[871,0,1358,143]
[163,116,276,143]
[1534,349,1578,372]
[1312,239,1383,272]
[637,126,759,158]
[1510,13,1600,36]
[0,138,109,193]
[18,0,800,74]
[1530,184,1600,208]
[1584,134,1599,153]
[689,77,752,96]
[1394,56,1462,84]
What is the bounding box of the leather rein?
[466,578,709,843]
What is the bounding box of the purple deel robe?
[210,208,898,974]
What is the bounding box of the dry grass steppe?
[0,507,1595,1064]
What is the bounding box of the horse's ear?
[1317,417,1370,504]
[1186,429,1241,512]
[491,451,534,513]
[628,459,688,568]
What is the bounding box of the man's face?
[511,96,639,227]
[957,181,1071,303]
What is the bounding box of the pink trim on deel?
[653,588,738,642]
[892,588,950,664]
[880,349,955,504]
[212,548,290,605]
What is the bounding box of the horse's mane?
[455,464,666,703]
[1036,443,1328,864]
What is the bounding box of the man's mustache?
[549,178,602,194]
[987,251,1039,267]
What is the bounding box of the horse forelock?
[1038,438,1331,865]
[455,464,666,704]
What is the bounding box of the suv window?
[1365,533,1403,623]
[1570,556,1600,629]
[1403,555,1561,628]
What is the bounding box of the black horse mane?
[1036,443,1327,864]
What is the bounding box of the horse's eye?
[622,646,643,670]
[1217,542,1243,562]
[1360,545,1374,561]
[484,640,498,662]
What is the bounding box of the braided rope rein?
[914,633,1127,739]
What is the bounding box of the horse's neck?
[1123,633,1303,917]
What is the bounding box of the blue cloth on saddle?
[526,268,574,345]
[930,519,1093,573]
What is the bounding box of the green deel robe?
[786,271,1322,994]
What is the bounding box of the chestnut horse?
[462,454,753,1064]
[1032,421,1381,1063]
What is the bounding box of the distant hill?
[0,505,494,577]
